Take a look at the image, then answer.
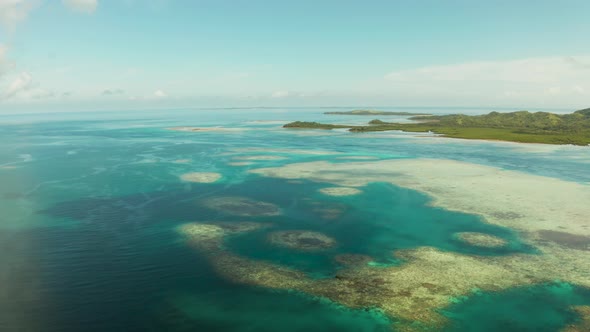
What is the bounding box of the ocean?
[1,108,589,331]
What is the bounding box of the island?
[284,108,590,145]
[324,109,432,116]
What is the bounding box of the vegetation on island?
[284,108,590,145]
[324,109,432,116]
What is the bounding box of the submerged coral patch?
[319,187,362,196]
[233,155,288,161]
[177,221,269,251]
[167,126,246,132]
[454,232,507,248]
[227,161,254,166]
[178,223,225,240]
[538,230,590,251]
[201,196,281,217]
[268,230,336,251]
[334,254,373,267]
[563,306,590,332]
[336,156,379,160]
[180,172,222,183]
[303,199,348,220]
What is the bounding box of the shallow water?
[1,108,589,331]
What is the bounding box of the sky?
[0,0,589,112]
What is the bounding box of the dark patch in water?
[40,178,536,278]
[538,230,590,251]
[491,211,523,220]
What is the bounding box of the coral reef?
[318,187,362,196]
[227,162,254,166]
[249,159,590,237]
[537,230,590,251]
[179,159,590,331]
[179,220,590,331]
[232,155,288,161]
[268,230,336,251]
[454,232,507,248]
[177,221,268,251]
[562,306,590,332]
[180,172,221,183]
[302,199,348,220]
[336,156,379,160]
[225,147,339,156]
[334,254,373,267]
[201,196,281,217]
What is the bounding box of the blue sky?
[0,0,589,111]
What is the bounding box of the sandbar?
[227,161,254,166]
[167,126,246,132]
[319,187,362,196]
[336,156,379,160]
[226,147,340,156]
[233,155,288,161]
[180,172,222,183]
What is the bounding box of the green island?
[324,109,432,116]
[285,108,590,145]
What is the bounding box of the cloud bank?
[62,0,98,13]
[382,56,590,107]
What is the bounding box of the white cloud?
[0,71,57,101]
[153,89,167,98]
[271,90,290,98]
[381,56,590,107]
[3,71,32,99]
[0,0,38,30]
[385,56,590,84]
[62,0,98,13]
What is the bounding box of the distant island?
[324,110,432,116]
[285,108,590,145]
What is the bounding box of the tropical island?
[284,108,590,145]
[324,109,432,116]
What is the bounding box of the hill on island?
[403,109,590,131]
[285,108,590,145]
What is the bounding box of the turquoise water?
[1,108,589,331]
[442,282,590,331]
